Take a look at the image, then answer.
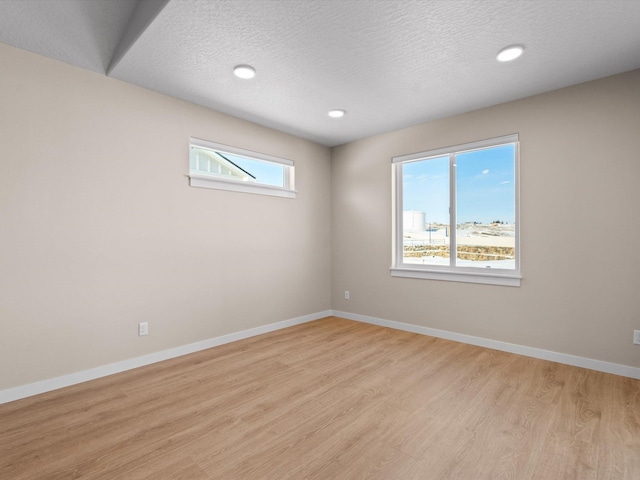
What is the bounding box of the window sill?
[390,267,521,287]
[189,173,296,198]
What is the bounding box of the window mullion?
[449,153,457,268]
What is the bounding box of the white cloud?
[482,169,489,175]
[500,180,510,184]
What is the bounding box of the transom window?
[391,134,520,286]
[189,137,295,198]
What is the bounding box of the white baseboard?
[332,310,640,380]
[0,310,331,405]
[4,308,638,405]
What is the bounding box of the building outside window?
[189,137,296,198]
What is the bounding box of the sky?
[402,144,516,224]
[224,153,285,187]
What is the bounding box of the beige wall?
[0,44,332,390]
[331,69,640,369]
[2,40,639,393]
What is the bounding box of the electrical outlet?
[138,322,149,336]
[344,290,350,300]
[634,330,640,345]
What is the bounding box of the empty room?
[1,0,639,478]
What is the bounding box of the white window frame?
[188,137,296,198]
[391,134,521,287]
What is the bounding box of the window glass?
[455,145,516,269]
[188,138,295,199]
[223,153,285,188]
[392,135,519,285]
[402,155,450,266]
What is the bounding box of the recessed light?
[328,109,346,118]
[496,45,524,62]
[233,65,256,79]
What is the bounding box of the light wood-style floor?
[1,316,639,479]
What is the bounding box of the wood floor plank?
[596,374,640,480]
[1,316,639,479]
[139,457,210,480]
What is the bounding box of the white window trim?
[188,137,296,198]
[391,134,521,287]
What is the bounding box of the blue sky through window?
[224,153,285,187]
[402,144,515,224]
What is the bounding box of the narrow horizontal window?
[188,137,296,198]
[392,135,520,286]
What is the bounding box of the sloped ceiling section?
[108,0,171,75]
[1,0,640,146]
[0,0,139,73]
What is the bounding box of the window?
[188,137,296,198]
[391,134,520,286]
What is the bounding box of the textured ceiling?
[1,0,640,146]
[0,0,138,73]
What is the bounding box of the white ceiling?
[1,0,639,147]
